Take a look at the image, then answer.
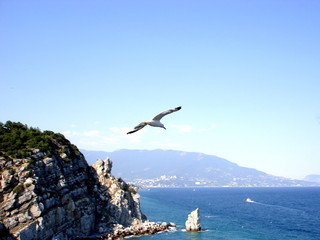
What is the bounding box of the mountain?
[81,149,318,187]
[304,175,320,183]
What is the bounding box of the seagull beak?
[163,127,166,130]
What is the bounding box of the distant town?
[82,149,320,188]
[129,175,316,188]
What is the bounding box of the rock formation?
[185,208,201,231]
[0,123,173,239]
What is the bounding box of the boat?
[246,198,254,203]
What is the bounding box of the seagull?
[127,106,182,134]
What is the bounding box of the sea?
[136,187,320,240]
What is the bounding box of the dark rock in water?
[0,124,174,240]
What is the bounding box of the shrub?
[28,158,36,165]
[63,157,71,162]
[129,186,137,194]
[0,121,80,163]
[13,184,24,194]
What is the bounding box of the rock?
[25,177,34,185]
[0,222,13,240]
[17,213,28,223]
[108,219,175,239]
[0,222,6,232]
[3,216,18,229]
[0,126,173,240]
[1,170,17,193]
[18,190,33,205]
[2,198,16,212]
[29,203,42,218]
[185,208,201,231]
[92,158,112,177]
[161,222,168,228]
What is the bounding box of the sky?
[1,0,320,180]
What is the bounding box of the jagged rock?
[0,124,175,239]
[108,219,175,239]
[92,158,112,177]
[185,208,201,231]
[3,216,18,229]
[170,222,177,227]
[1,147,169,240]
[29,203,43,218]
[92,158,147,228]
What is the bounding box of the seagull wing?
[127,122,148,134]
[152,106,182,121]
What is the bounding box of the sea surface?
[137,187,320,240]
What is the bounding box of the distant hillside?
[82,149,318,187]
[304,175,320,183]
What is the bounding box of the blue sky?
[1,0,320,179]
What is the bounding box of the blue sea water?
[137,188,320,240]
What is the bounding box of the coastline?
[105,220,176,239]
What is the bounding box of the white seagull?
[127,106,182,134]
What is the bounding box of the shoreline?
[105,221,176,239]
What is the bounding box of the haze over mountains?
[304,174,320,183]
[82,149,318,187]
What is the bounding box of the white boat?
[246,198,254,203]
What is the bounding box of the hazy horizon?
[1,1,320,179]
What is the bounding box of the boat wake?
[245,198,306,214]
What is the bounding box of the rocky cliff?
[0,122,172,239]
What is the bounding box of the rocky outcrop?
[185,208,201,231]
[108,220,176,239]
[0,130,173,240]
[91,158,146,233]
[0,147,96,240]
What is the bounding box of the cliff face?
[0,123,149,240]
[91,158,146,232]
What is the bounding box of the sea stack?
[185,208,201,231]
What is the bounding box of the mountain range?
[82,149,318,187]
[304,174,320,183]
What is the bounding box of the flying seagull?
[127,106,182,134]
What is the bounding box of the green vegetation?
[63,157,71,162]
[13,184,24,194]
[128,186,137,194]
[0,121,81,160]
